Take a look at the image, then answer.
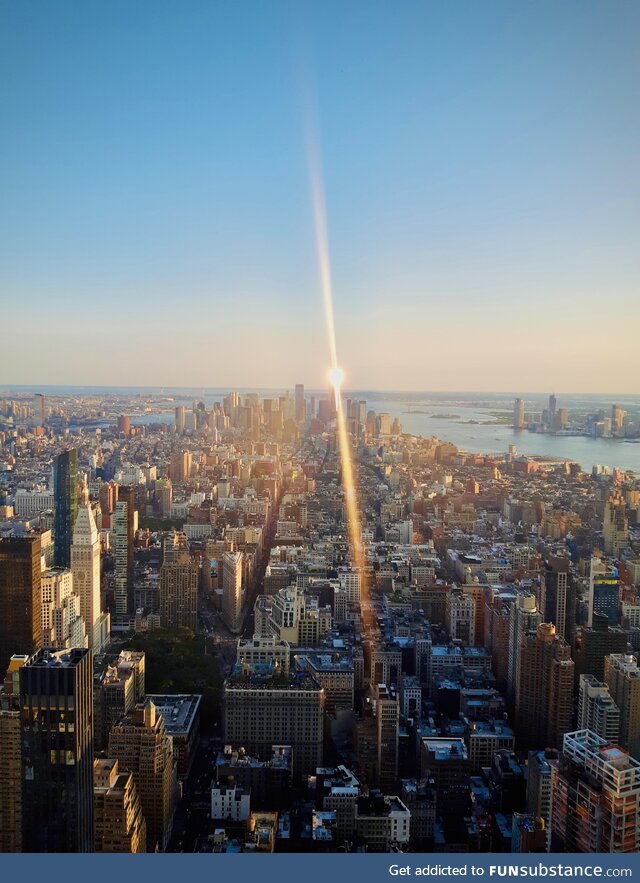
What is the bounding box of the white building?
[237,636,290,674]
[71,503,109,651]
[13,489,55,517]
[338,569,361,602]
[211,782,251,822]
[355,795,410,848]
[41,568,87,650]
[447,592,476,645]
[553,730,640,852]
[577,675,621,743]
[114,500,129,615]
[621,602,640,629]
[222,551,244,633]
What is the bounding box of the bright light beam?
[304,104,366,590]
[329,366,344,409]
[306,128,339,374]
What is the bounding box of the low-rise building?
[211,778,251,822]
[355,792,410,851]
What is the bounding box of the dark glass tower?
[574,613,628,681]
[54,448,78,568]
[117,484,135,613]
[0,536,42,673]
[20,648,94,852]
[541,556,577,647]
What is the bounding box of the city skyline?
[1,1,639,393]
[2,383,640,853]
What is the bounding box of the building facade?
[159,533,198,632]
[20,648,94,852]
[0,537,42,673]
[604,654,640,760]
[222,551,244,633]
[53,448,78,569]
[71,503,106,651]
[108,699,176,852]
[93,758,146,852]
[224,672,324,780]
[552,730,640,853]
[515,623,574,751]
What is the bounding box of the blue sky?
[1,0,638,391]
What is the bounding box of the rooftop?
[225,671,322,692]
[27,648,89,669]
[422,737,469,761]
[147,694,201,734]
[296,653,354,673]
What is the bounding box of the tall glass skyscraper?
[20,648,94,852]
[54,448,78,568]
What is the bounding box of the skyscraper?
[577,674,620,742]
[513,398,525,429]
[377,412,392,436]
[222,551,244,634]
[0,655,28,853]
[0,536,42,673]
[170,451,191,483]
[604,654,640,760]
[71,502,108,651]
[526,749,558,853]
[574,612,628,681]
[552,730,640,853]
[54,448,78,568]
[174,405,185,434]
[540,556,576,644]
[159,533,198,632]
[114,485,135,615]
[34,393,45,427]
[602,496,629,556]
[157,478,173,518]
[611,404,626,433]
[117,415,131,435]
[588,557,621,626]
[20,648,94,852]
[515,622,574,750]
[376,683,399,791]
[108,699,176,852]
[507,593,542,707]
[419,737,470,827]
[99,480,118,518]
[119,484,136,575]
[114,500,129,616]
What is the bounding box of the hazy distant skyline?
[1,1,638,393]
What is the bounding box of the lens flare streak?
[305,119,366,590]
[334,378,366,580]
[307,137,339,375]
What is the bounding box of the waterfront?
[365,394,640,474]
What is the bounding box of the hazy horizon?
[1,383,639,402]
